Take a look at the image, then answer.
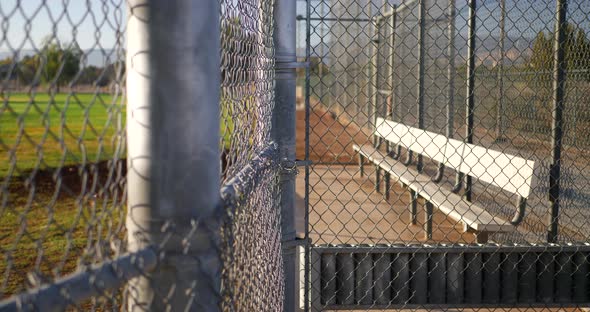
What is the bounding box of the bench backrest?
[375,117,537,198]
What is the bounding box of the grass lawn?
[0,92,127,298]
[0,92,236,298]
[0,92,125,178]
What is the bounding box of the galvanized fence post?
[447,0,456,141]
[126,1,221,310]
[385,4,397,161]
[548,0,568,243]
[462,0,476,202]
[435,0,456,182]
[273,0,298,310]
[495,0,507,142]
[371,19,380,147]
[416,0,426,173]
[388,6,396,122]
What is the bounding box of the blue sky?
[295,0,590,54]
[1,0,588,55]
[0,0,125,51]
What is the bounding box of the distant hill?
[299,33,535,67]
[456,34,535,66]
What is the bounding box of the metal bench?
[353,118,537,243]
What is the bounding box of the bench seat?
[353,143,515,241]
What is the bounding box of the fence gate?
[300,0,590,310]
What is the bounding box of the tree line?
[529,23,590,78]
[0,38,123,92]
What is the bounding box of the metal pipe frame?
[296,16,373,22]
[323,302,588,310]
[432,0,455,183]
[434,0,456,183]
[416,0,426,173]
[381,0,419,18]
[125,1,221,310]
[410,189,418,225]
[462,0,477,202]
[511,197,527,226]
[273,0,298,309]
[220,144,280,203]
[313,243,590,254]
[0,248,157,312]
[371,19,381,148]
[387,6,400,159]
[548,0,568,243]
[304,0,312,311]
[424,201,433,240]
[494,0,507,143]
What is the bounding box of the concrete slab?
[296,164,478,245]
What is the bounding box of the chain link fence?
[301,0,590,309]
[219,0,285,310]
[0,0,128,309]
[0,0,285,310]
[3,0,590,310]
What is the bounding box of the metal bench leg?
[474,232,489,244]
[373,136,384,149]
[403,150,413,166]
[424,201,433,240]
[384,172,390,201]
[409,189,417,225]
[359,154,364,177]
[375,166,381,193]
[392,145,401,160]
[417,155,423,173]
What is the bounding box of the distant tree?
[529,23,590,80]
[36,38,83,92]
[0,57,15,77]
[78,66,101,85]
[77,57,126,89]
[0,57,13,65]
[529,32,552,72]
[102,60,126,88]
[17,55,39,86]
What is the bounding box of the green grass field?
[0,92,237,297]
[0,92,235,177]
[0,92,125,178]
[0,92,126,297]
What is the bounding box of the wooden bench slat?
[353,144,515,233]
[375,117,536,197]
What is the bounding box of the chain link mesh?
[219,0,284,311]
[0,0,127,309]
[301,0,590,309]
[0,0,284,310]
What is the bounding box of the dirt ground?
[296,102,370,164]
